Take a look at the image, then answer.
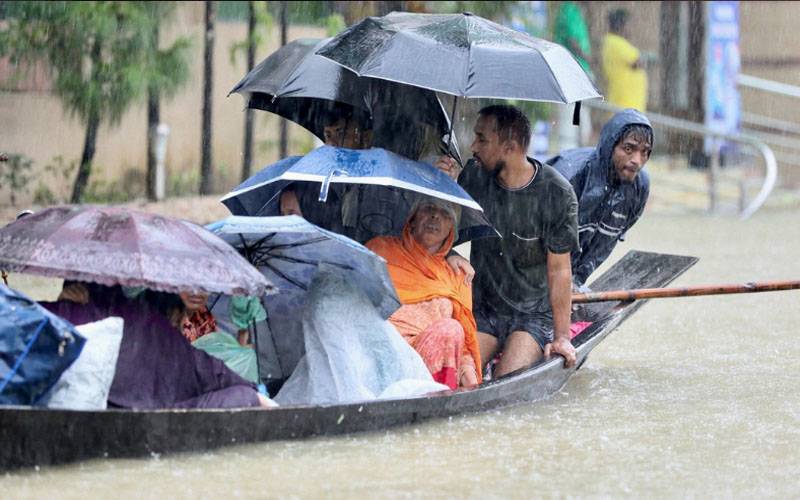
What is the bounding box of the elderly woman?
[366,198,481,389]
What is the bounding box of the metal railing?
[581,100,777,219]
[737,74,800,177]
[738,74,800,100]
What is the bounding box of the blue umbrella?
[1,284,86,405]
[220,145,496,242]
[206,215,401,382]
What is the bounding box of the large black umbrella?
[230,37,459,161]
[316,12,601,103]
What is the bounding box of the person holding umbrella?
[0,206,277,409]
[280,104,431,245]
[437,105,579,376]
[279,104,375,236]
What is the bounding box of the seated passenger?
[366,199,481,389]
[159,290,216,343]
[62,284,218,343]
[274,266,449,405]
[276,105,372,229]
[279,105,419,244]
[42,283,274,409]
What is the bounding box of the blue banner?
[705,1,741,153]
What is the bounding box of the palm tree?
[241,1,257,181]
[200,0,216,195]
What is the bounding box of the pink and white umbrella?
[0,205,276,297]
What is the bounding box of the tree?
[278,1,288,159]
[241,1,256,181]
[229,1,273,182]
[0,2,156,202]
[424,1,517,20]
[141,2,191,201]
[200,0,216,195]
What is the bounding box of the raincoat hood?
[595,108,653,180]
[545,109,652,286]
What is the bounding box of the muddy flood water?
[2,209,799,498]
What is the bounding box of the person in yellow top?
[601,9,647,112]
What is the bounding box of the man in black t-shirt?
[438,105,579,376]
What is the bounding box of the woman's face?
[409,203,454,253]
[179,291,208,313]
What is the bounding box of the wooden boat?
[0,250,697,470]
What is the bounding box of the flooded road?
[3,209,799,498]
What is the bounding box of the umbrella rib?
[261,261,308,291]
[238,234,254,262]
[265,236,330,252]
[266,253,355,271]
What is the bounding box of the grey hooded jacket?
[546,109,652,286]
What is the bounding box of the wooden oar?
[572,280,800,303]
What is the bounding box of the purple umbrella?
[0,205,275,297]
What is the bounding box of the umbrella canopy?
[316,11,601,103]
[207,215,402,383]
[206,215,400,319]
[220,145,497,242]
[230,37,459,161]
[0,206,275,297]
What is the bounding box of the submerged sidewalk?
[645,157,800,216]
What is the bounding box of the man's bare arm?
[544,250,577,368]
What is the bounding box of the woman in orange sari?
[366,199,481,389]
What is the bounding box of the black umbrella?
[230,37,460,161]
[316,12,601,103]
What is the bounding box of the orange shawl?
[367,224,482,384]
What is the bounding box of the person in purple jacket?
[42,283,273,409]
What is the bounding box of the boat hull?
[0,250,697,470]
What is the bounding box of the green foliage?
[32,184,57,206]
[0,2,192,200]
[0,2,153,126]
[425,1,518,21]
[82,168,145,203]
[216,1,249,21]
[139,2,192,100]
[325,13,347,36]
[221,2,334,26]
[267,2,334,26]
[40,156,78,203]
[167,169,200,197]
[229,2,273,67]
[0,154,33,206]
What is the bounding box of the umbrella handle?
[319,169,349,202]
[445,96,463,169]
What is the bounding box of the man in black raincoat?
[546,108,653,288]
